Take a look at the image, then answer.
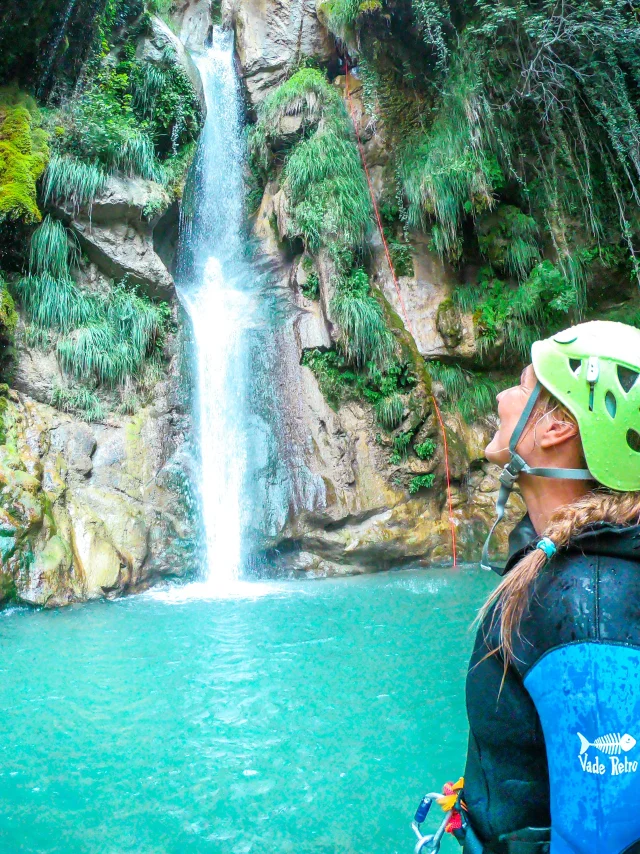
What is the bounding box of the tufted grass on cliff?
[56,288,163,386]
[249,68,339,166]
[319,0,382,40]
[398,59,506,262]
[16,274,95,332]
[42,154,108,212]
[18,218,165,389]
[375,392,404,430]
[249,68,373,253]
[29,216,79,280]
[331,268,394,368]
[428,360,502,422]
[51,383,105,422]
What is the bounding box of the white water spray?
[176,31,254,593]
[154,27,325,604]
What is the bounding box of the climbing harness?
[411,778,466,853]
[343,59,457,566]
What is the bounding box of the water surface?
[0,566,494,853]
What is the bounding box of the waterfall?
[176,31,252,592]
[171,28,325,598]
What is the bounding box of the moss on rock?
[0,87,49,225]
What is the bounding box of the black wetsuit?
[463,519,640,854]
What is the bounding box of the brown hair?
[480,390,640,665]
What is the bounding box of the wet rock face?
[0,390,196,608]
[51,175,175,300]
[3,27,202,606]
[172,0,214,52]
[223,0,334,108]
[233,6,523,575]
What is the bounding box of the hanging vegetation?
[16,216,166,407]
[322,0,640,365]
[41,0,203,210]
[248,68,373,255]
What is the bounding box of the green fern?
[415,438,436,459]
[409,473,435,494]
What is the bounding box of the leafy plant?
[301,348,352,407]
[477,205,540,280]
[302,271,320,300]
[415,438,436,460]
[409,473,435,494]
[453,262,577,359]
[390,430,413,463]
[301,347,415,422]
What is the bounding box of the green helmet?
[532,320,640,492]
[481,319,640,572]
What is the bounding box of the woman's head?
[485,363,584,472]
[480,320,640,665]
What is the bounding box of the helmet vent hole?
[627,429,640,453]
[569,358,581,374]
[605,391,617,418]
[617,366,639,393]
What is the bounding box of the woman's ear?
[537,414,579,449]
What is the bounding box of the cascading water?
[176,31,250,592]
[173,28,324,596]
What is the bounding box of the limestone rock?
[82,176,170,227]
[49,174,176,300]
[140,15,206,113]
[0,392,195,608]
[226,0,334,107]
[71,218,174,299]
[172,0,213,51]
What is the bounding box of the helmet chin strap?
[480,381,593,575]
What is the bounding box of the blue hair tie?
[536,537,557,560]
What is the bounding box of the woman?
[461,320,640,854]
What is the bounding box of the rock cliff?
[224,0,525,575]
[0,2,203,605]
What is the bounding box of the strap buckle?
[499,453,527,488]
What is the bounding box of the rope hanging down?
[343,61,458,566]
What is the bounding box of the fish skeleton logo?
[577,732,636,755]
[577,732,639,776]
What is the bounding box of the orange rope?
[344,61,458,566]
